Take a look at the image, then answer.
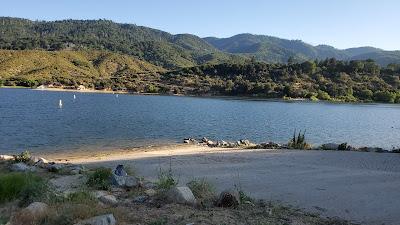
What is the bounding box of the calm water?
[0,88,400,153]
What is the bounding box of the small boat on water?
[73,94,76,100]
[59,99,63,108]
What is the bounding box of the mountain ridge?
[0,17,400,66]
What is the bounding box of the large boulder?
[49,174,86,194]
[10,162,35,172]
[74,214,116,225]
[216,190,240,208]
[166,186,197,206]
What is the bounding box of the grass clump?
[0,172,47,206]
[13,151,31,163]
[156,167,177,190]
[187,178,215,205]
[288,130,311,150]
[148,217,168,225]
[86,167,112,190]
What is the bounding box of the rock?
[167,186,197,206]
[99,195,118,205]
[256,142,282,149]
[321,143,339,150]
[183,138,197,144]
[239,139,251,146]
[125,176,138,188]
[133,195,148,203]
[64,164,86,175]
[206,140,215,146]
[74,214,116,225]
[49,174,86,193]
[93,191,108,199]
[111,165,128,186]
[144,188,157,197]
[48,163,64,172]
[216,190,240,208]
[0,155,14,161]
[10,162,35,172]
[34,158,49,168]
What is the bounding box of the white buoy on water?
[59,99,63,108]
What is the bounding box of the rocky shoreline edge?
[183,137,400,153]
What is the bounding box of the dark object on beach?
[216,190,239,208]
[338,143,348,150]
[114,165,127,176]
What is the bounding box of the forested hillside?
[163,59,400,103]
[204,34,400,66]
[0,17,245,68]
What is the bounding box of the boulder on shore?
[73,214,116,225]
[167,186,197,206]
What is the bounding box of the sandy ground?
[44,145,400,225]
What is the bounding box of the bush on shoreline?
[0,172,47,206]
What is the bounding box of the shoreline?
[2,86,393,106]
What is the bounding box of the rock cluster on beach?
[182,138,399,153]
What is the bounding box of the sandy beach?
[41,145,400,225]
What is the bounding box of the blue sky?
[1,0,399,50]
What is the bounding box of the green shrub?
[187,178,215,204]
[238,190,254,204]
[156,167,177,190]
[14,151,31,163]
[148,217,168,225]
[0,172,47,205]
[86,167,112,190]
[288,130,311,150]
[66,191,96,203]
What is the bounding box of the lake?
[0,88,399,153]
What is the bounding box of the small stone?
[73,214,116,225]
[144,189,157,197]
[133,195,148,203]
[99,195,118,205]
[93,190,108,199]
[167,186,197,206]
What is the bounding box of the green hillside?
[0,17,245,69]
[0,49,164,90]
[204,34,400,66]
